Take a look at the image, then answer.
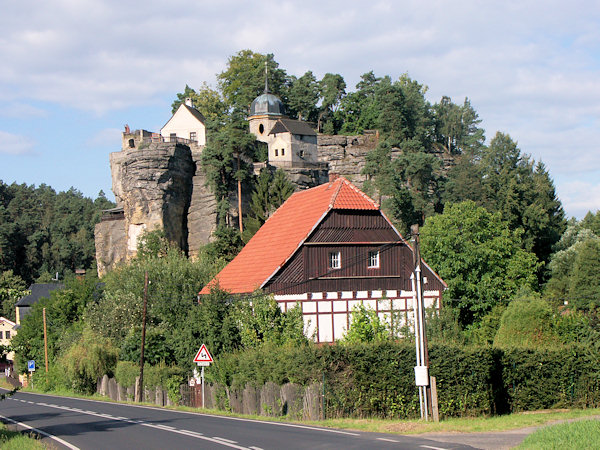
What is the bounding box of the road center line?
[421,445,449,450]
[15,399,252,450]
[8,390,361,437]
[377,437,400,442]
[0,413,80,450]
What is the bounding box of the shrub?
[61,328,118,394]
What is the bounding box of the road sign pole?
[201,366,205,409]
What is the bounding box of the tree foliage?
[0,181,113,283]
[421,201,540,325]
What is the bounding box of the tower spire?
[264,60,269,94]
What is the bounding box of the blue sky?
[1,0,599,218]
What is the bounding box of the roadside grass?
[517,419,600,449]
[300,409,600,434]
[0,424,46,449]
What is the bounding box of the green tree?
[171,83,228,131]
[420,201,540,325]
[569,237,600,310]
[493,293,560,349]
[234,293,306,348]
[342,305,389,343]
[318,73,346,133]
[243,168,294,242]
[201,114,256,225]
[0,270,28,320]
[432,96,484,155]
[217,50,287,114]
[287,71,319,122]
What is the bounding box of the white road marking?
[249,447,264,450]
[7,389,361,437]
[154,424,176,431]
[213,436,238,444]
[377,437,400,442]
[9,398,253,449]
[0,413,80,450]
[421,445,449,450]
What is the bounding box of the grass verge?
[311,409,600,434]
[517,419,600,449]
[0,423,46,449]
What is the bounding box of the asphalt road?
[0,390,476,449]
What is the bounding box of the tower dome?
[249,92,285,117]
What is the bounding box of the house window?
[190,132,197,142]
[275,149,279,156]
[4,331,9,339]
[299,150,304,158]
[368,251,380,268]
[170,133,176,142]
[0,331,3,339]
[281,148,285,156]
[329,251,341,269]
[259,124,265,134]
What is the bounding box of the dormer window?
[329,251,341,269]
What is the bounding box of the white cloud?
[0,103,48,118]
[1,0,599,217]
[557,180,600,218]
[0,131,35,155]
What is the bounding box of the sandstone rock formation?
[95,129,380,276]
[317,132,378,189]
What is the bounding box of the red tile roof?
[200,177,380,295]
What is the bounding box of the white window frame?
[368,250,380,268]
[329,251,341,269]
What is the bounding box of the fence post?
[430,376,439,422]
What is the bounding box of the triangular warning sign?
[193,344,213,363]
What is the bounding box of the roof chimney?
[185,97,193,108]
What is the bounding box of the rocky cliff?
[317,132,378,189]
[95,130,380,276]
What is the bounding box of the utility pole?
[43,308,49,373]
[411,224,431,420]
[137,271,149,402]
[236,151,243,233]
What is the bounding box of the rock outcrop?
[110,142,195,252]
[317,132,378,189]
[95,129,380,276]
[187,147,218,259]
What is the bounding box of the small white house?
[0,317,18,362]
[160,98,206,145]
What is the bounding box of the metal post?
[201,366,205,409]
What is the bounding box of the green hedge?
[209,342,600,419]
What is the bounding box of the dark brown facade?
[264,210,445,295]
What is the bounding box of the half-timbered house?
[200,177,446,343]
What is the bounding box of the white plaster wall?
[269,134,292,163]
[161,107,206,145]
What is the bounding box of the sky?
[1,0,599,219]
